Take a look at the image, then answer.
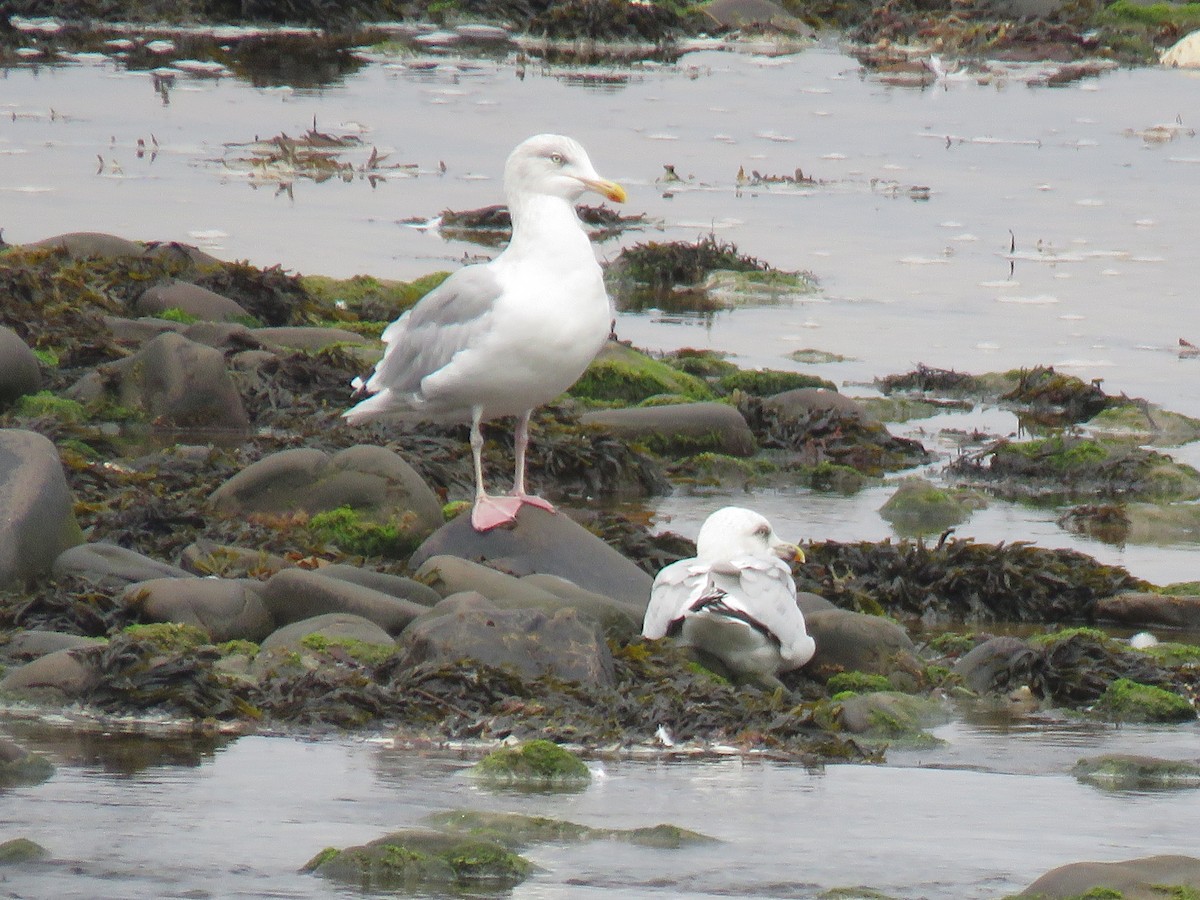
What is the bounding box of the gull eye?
[549,152,565,165]
[754,525,770,537]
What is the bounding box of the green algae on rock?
[468,739,590,789]
[0,837,48,864]
[1073,753,1200,791]
[1094,678,1195,723]
[423,809,716,849]
[878,476,985,537]
[569,341,715,405]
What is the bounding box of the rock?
[580,402,757,457]
[135,280,253,323]
[68,332,249,429]
[1095,677,1195,723]
[878,476,979,536]
[1095,591,1200,630]
[210,445,442,536]
[53,542,192,588]
[250,326,368,351]
[0,430,83,590]
[424,809,717,849]
[569,339,715,404]
[797,591,837,616]
[1019,855,1200,898]
[304,829,532,892]
[102,315,184,345]
[764,387,875,424]
[179,541,294,578]
[0,647,101,700]
[4,630,106,661]
[182,321,260,351]
[396,593,616,685]
[1072,753,1200,791]
[121,577,274,643]
[411,554,640,637]
[0,837,49,863]
[1162,29,1200,68]
[0,327,42,407]
[835,691,950,739]
[410,505,652,611]
[951,636,1043,695]
[259,612,395,652]
[262,568,429,635]
[318,564,443,607]
[24,231,147,259]
[0,740,55,788]
[468,739,590,787]
[804,609,923,685]
[702,0,814,36]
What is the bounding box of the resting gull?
[642,507,815,685]
[343,133,626,531]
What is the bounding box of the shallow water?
[3,719,1200,899]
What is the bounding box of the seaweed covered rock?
[468,739,590,787]
[569,340,714,404]
[135,280,253,324]
[878,476,983,536]
[1094,677,1195,723]
[53,542,192,588]
[0,647,101,701]
[303,829,532,892]
[121,577,274,643]
[411,505,652,611]
[69,332,249,429]
[1072,754,1200,791]
[0,326,41,407]
[396,594,616,686]
[0,739,55,788]
[580,402,757,457]
[262,568,429,635]
[259,612,394,652]
[423,809,716,849]
[0,429,83,590]
[1018,854,1200,898]
[804,609,923,685]
[210,445,442,540]
[951,636,1044,695]
[0,837,48,864]
[1094,591,1200,629]
[834,691,950,740]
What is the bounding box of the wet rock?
[250,325,368,351]
[468,739,590,788]
[69,332,249,429]
[804,609,923,686]
[24,231,147,259]
[1072,753,1200,791]
[1162,29,1200,67]
[411,505,652,612]
[121,577,274,643]
[0,326,41,407]
[396,593,615,685]
[4,630,106,661]
[1095,677,1195,723]
[878,476,982,536]
[764,387,872,423]
[210,445,442,536]
[1018,854,1200,898]
[318,564,443,607]
[1095,591,1200,629]
[135,280,252,323]
[835,691,949,739]
[181,321,260,351]
[701,0,814,35]
[797,591,837,616]
[0,837,49,863]
[424,809,716,849]
[102,315,183,345]
[179,541,294,578]
[0,429,83,590]
[580,402,757,457]
[259,612,395,652]
[569,340,714,404]
[53,542,192,588]
[0,647,101,700]
[411,554,640,637]
[951,636,1043,695]
[0,740,55,788]
[1085,401,1200,446]
[304,829,532,892]
[262,568,429,635]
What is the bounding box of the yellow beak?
[775,542,805,564]
[581,177,626,204]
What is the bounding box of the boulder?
[764,387,875,423]
[260,612,395,652]
[0,430,83,589]
[396,593,615,685]
[1095,592,1200,630]
[0,740,55,788]
[53,542,192,588]
[210,445,442,535]
[68,332,249,429]
[102,315,183,345]
[804,608,922,685]
[182,321,260,351]
[412,555,640,637]
[4,630,106,661]
[410,505,652,611]
[951,636,1043,695]
[135,280,252,323]
[579,402,757,457]
[250,326,368,351]
[1019,855,1200,898]
[179,541,294,578]
[318,564,443,607]
[121,577,275,642]
[1072,754,1200,791]
[1162,29,1200,68]
[24,231,147,259]
[836,691,950,738]
[262,568,429,635]
[0,647,101,700]
[0,327,41,407]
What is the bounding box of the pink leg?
[469,407,522,531]
[510,410,555,512]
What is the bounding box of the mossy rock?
[878,476,983,536]
[300,271,449,322]
[832,691,949,745]
[1073,753,1200,791]
[121,622,211,653]
[1137,641,1200,667]
[423,810,716,850]
[0,743,55,789]
[307,505,424,559]
[1094,678,1195,723]
[702,268,819,306]
[303,829,532,891]
[716,368,835,396]
[298,633,396,666]
[11,391,86,424]
[1086,402,1200,446]
[827,671,895,696]
[569,342,715,405]
[858,396,944,424]
[668,452,777,489]
[468,739,590,789]
[790,348,851,365]
[1030,626,1122,650]
[0,838,48,865]
[807,461,870,493]
[664,348,739,379]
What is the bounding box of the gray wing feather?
[718,555,808,640]
[643,560,706,639]
[364,265,504,399]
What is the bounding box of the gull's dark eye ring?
[549,152,564,165]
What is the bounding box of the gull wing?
[710,555,814,667]
[643,559,707,639]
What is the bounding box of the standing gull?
[343,134,626,531]
[642,507,815,685]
